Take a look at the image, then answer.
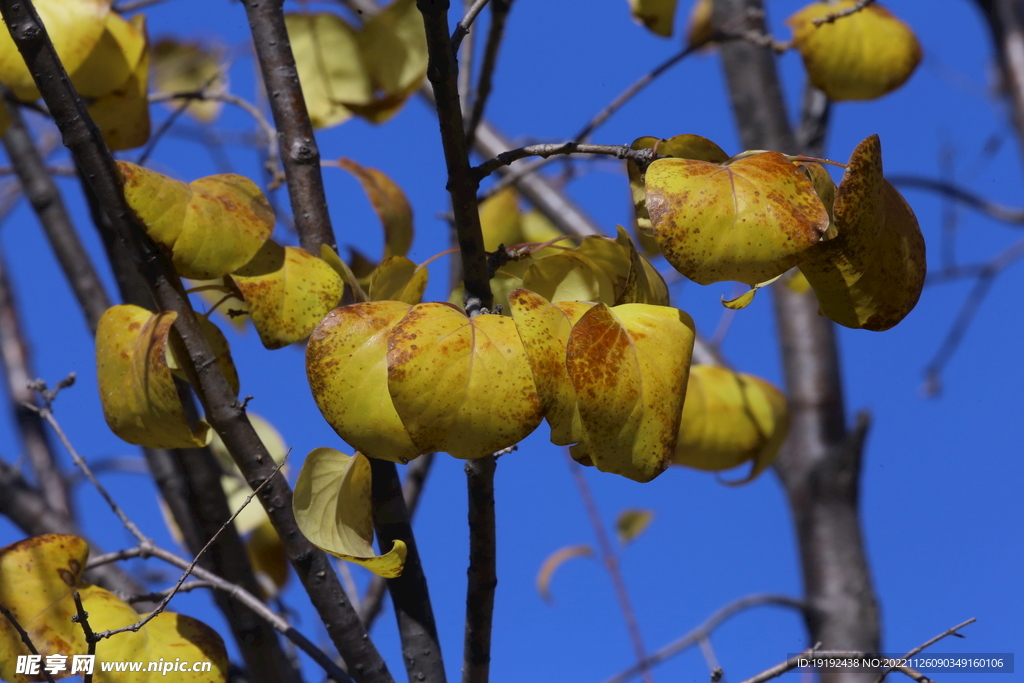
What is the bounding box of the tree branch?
[464,0,512,149]
[889,175,1024,224]
[462,455,496,683]
[472,142,648,182]
[451,0,490,51]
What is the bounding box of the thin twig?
[473,142,648,182]
[738,645,820,683]
[123,580,219,604]
[464,0,512,148]
[462,455,497,683]
[874,618,976,683]
[458,0,476,120]
[568,454,654,683]
[0,603,58,683]
[451,0,490,51]
[70,592,96,683]
[812,0,876,26]
[889,175,1024,224]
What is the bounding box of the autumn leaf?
[336,158,413,260]
[356,0,428,114]
[293,449,407,577]
[320,245,369,304]
[387,303,543,459]
[536,544,593,603]
[165,314,240,396]
[686,0,714,49]
[645,152,830,285]
[70,12,146,98]
[788,1,921,101]
[152,39,228,123]
[480,186,523,252]
[367,256,428,304]
[798,135,926,330]
[628,0,679,37]
[614,226,670,306]
[86,15,150,151]
[522,251,617,306]
[616,509,655,545]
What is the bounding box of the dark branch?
[472,142,646,182]
[462,455,497,683]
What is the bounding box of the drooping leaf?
[118,161,274,279]
[306,301,422,463]
[152,39,228,123]
[368,256,428,304]
[87,15,150,151]
[387,303,543,459]
[645,152,830,285]
[165,315,240,396]
[480,185,523,252]
[97,305,211,449]
[628,0,679,37]
[0,535,228,683]
[798,135,926,330]
[522,251,617,305]
[788,1,921,101]
[566,303,695,482]
[616,508,654,545]
[246,519,289,595]
[0,0,110,100]
[293,448,407,577]
[798,160,838,238]
[673,365,789,481]
[614,226,670,306]
[536,544,593,603]
[336,158,413,260]
[230,241,345,349]
[686,0,715,48]
[320,245,369,303]
[720,273,784,310]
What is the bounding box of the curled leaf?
[387,303,543,459]
[97,305,210,449]
[673,365,789,482]
[646,152,830,285]
[336,158,413,259]
[368,256,428,304]
[306,301,422,463]
[628,0,679,37]
[293,449,407,577]
[230,241,345,349]
[721,273,783,310]
[536,544,593,603]
[118,161,275,279]
[614,226,670,306]
[798,135,926,330]
[788,1,921,101]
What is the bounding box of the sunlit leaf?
[645,152,830,285]
[387,303,543,459]
[536,544,593,603]
[368,256,428,304]
[616,508,654,545]
[97,305,210,449]
[798,135,926,330]
[293,449,407,577]
[336,158,413,260]
[720,273,783,310]
[628,0,679,37]
[0,0,110,100]
[614,226,670,306]
[480,186,523,252]
[87,15,150,151]
[306,301,423,463]
[522,251,617,305]
[230,241,345,349]
[357,0,428,107]
[0,534,228,683]
[673,365,789,481]
[566,303,695,482]
[577,236,632,300]
[246,519,289,595]
[152,39,228,123]
[118,161,274,279]
[285,13,369,128]
[788,1,921,101]
[70,11,146,98]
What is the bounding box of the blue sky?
[0,1,1021,682]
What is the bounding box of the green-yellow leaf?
[368,256,428,304]
[336,158,413,260]
[230,241,345,349]
[358,0,428,101]
[628,0,679,37]
[673,365,789,481]
[118,161,274,279]
[646,152,830,285]
[152,39,228,123]
[97,305,211,449]
[522,251,617,305]
[686,0,714,48]
[536,544,593,603]
[788,1,921,101]
[480,185,523,252]
[320,245,369,304]
[720,273,783,310]
[798,135,926,330]
[87,15,150,151]
[616,508,654,545]
[577,236,632,301]
[0,534,228,683]
[387,303,543,459]
[70,11,146,98]
[293,448,407,577]
[306,301,423,463]
[566,303,695,482]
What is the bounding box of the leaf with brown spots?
[117,161,274,279]
[306,301,423,463]
[0,534,228,683]
[788,1,921,102]
[645,151,830,286]
[673,365,789,482]
[230,241,344,349]
[368,256,428,304]
[386,302,543,459]
[96,305,211,449]
[798,135,926,330]
[336,158,413,260]
[293,449,407,578]
[566,303,695,483]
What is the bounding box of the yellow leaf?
[209,413,288,535]
[479,185,523,252]
[449,270,524,316]
[798,135,926,330]
[614,226,670,306]
[0,534,228,683]
[246,519,289,595]
[293,449,407,577]
[798,160,838,238]
[628,0,679,37]
[646,152,830,285]
[521,209,564,247]
[230,241,344,349]
[165,315,240,396]
[117,161,275,279]
[70,12,146,98]
[616,508,654,545]
[87,15,150,151]
[673,365,789,481]
[536,544,593,603]
[566,303,695,482]
[358,0,428,100]
[785,269,812,294]
[720,273,783,310]
[686,0,715,48]
[368,256,428,304]
[0,0,110,100]
[509,290,594,446]
[306,301,423,463]
[152,39,228,123]
[285,13,370,129]
[336,158,413,259]
[97,305,210,449]
[320,245,369,303]
[387,303,543,459]
[577,236,632,301]
[788,1,921,101]
[522,251,617,305]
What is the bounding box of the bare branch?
[462,455,496,683]
[738,645,820,683]
[874,618,976,683]
[458,0,476,120]
[812,0,876,26]
[70,592,97,683]
[889,175,1024,224]
[451,0,490,51]
[472,142,647,182]
[464,0,512,149]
